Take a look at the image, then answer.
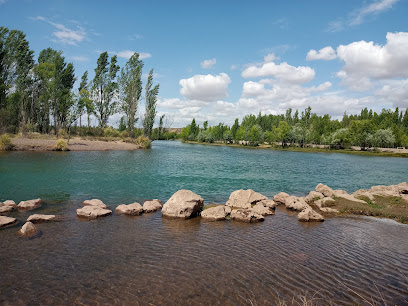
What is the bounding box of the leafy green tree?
[92,52,119,128]
[190,118,198,139]
[119,52,143,136]
[276,121,290,147]
[203,120,208,130]
[158,114,165,139]
[181,124,191,141]
[77,71,92,129]
[248,125,264,146]
[231,118,239,141]
[143,69,159,138]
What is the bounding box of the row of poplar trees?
[0,26,159,138]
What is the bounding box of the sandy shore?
[11,137,141,151]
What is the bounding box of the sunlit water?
[1,141,407,304]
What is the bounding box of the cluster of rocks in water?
[1,182,407,235]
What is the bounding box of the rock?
[82,199,108,209]
[0,205,14,213]
[27,214,57,223]
[17,198,42,211]
[225,206,232,214]
[1,200,16,207]
[115,203,143,215]
[298,207,324,222]
[315,197,339,213]
[18,221,38,237]
[370,185,399,197]
[77,206,112,219]
[162,190,204,219]
[260,199,277,209]
[397,182,408,194]
[273,192,290,205]
[285,196,309,211]
[353,189,375,201]
[225,189,268,209]
[315,184,334,197]
[0,216,17,229]
[252,203,275,216]
[333,189,348,196]
[335,193,367,204]
[230,209,264,223]
[304,191,324,204]
[201,206,229,221]
[143,199,162,213]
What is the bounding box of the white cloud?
[375,79,408,108]
[33,16,86,45]
[201,58,216,69]
[264,53,280,62]
[327,0,399,32]
[179,73,231,102]
[336,32,408,90]
[306,46,337,61]
[116,50,152,60]
[242,61,315,84]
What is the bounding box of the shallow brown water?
[1,204,407,305]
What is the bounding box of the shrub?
[135,135,151,149]
[0,134,13,151]
[120,130,129,138]
[55,139,69,151]
[58,129,68,138]
[103,127,120,137]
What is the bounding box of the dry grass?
[322,195,408,224]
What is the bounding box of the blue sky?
[1,0,407,127]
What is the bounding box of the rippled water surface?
[1,141,408,304]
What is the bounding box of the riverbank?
[183,140,408,158]
[9,136,141,151]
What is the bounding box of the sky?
[1,0,408,127]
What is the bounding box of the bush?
[103,127,120,137]
[135,135,151,149]
[120,130,129,138]
[55,139,69,151]
[0,134,13,150]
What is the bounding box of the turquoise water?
[0,140,407,204]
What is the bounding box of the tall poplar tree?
[92,52,119,128]
[143,69,159,139]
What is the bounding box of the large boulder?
[1,200,16,207]
[201,205,229,221]
[315,197,339,213]
[17,198,42,211]
[82,199,108,209]
[261,199,277,209]
[27,214,57,223]
[298,207,324,222]
[397,182,408,194]
[315,184,334,197]
[0,216,17,229]
[285,196,309,211]
[115,203,143,215]
[230,209,264,223]
[252,203,275,216]
[0,205,14,213]
[143,199,162,213]
[273,192,290,205]
[334,193,367,204]
[162,190,204,219]
[18,221,38,237]
[304,191,324,204]
[77,206,112,219]
[225,189,268,209]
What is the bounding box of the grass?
[322,195,408,224]
[202,204,222,210]
[184,141,408,158]
[0,134,14,150]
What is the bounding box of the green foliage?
[55,139,68,151]
[0,133,13,150]
[143,69,159,139]
[103,126,120,137]
[247,125,264,146]
[181,125,191,141]
[135,135,151,149]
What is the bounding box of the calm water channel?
[0,140,407,304]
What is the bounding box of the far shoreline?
[182,140,408,158]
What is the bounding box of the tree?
[203,120,208,130]
[119,52,143,136]
[190,118,198,138]
[158,114,165,139]
[248,125,264,146]
[231,118,239,141]
[92,52,119,128]
[143,69,159,138]
[77,71,92,130]
[275,121,290,147]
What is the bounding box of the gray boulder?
[298,207,324,222]
[82,199,108,209]
[201,205,229,221]
[273,192,290,205]
[143,199,162,213]
[315,184,334,197]
[0,216,17,229]
[285,196,309,211]
[1,200,16,207]
[27,214,57,223]
[17,198,42,211]
[225,189,268,209]
[162,190,204,219]
[18,221,38,237]
[115,203,143,215]
[77,206,112,219]
[304,191,324,204]
[230,209,264,223]
[0,205,14,213]
[252,203,275,216]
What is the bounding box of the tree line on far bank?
[0,26,160,140]
[181,106,408,149]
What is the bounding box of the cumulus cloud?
[242,61,315,84]
[32,16,86,45]
[264,53,279,62]
[375,79,408,108]
[201,58,216,69]
[336,32,408,90]
[306,46,337,61]
[116,50,152,60]
[179,73,231,102]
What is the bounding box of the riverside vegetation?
[0,26,177,149]
[181,107,408,156]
